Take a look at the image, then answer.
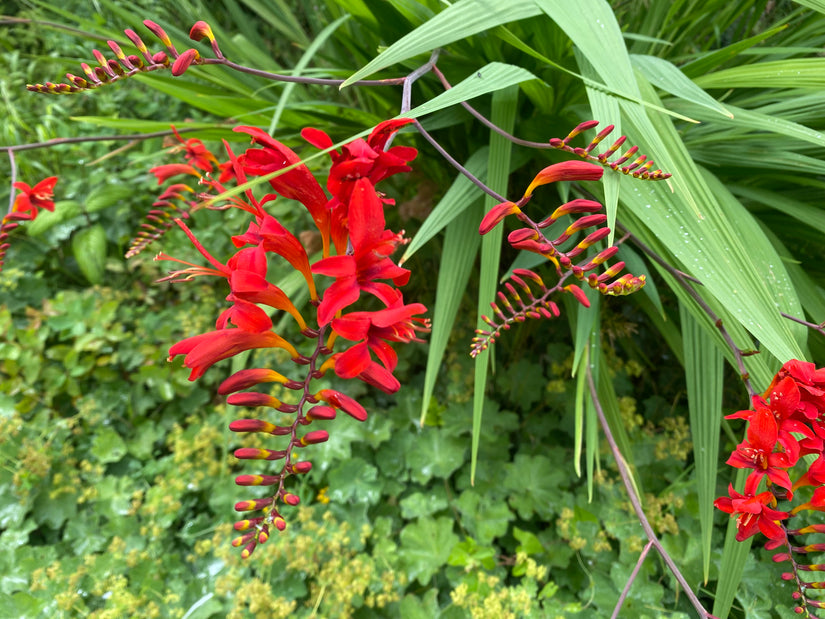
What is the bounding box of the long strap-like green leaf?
[471,85,517,483]
[680,302,724,584]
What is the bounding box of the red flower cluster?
[1,176,58,272]
[715,360,825,541]
[155,120,427,558]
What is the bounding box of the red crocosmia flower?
[233,214,317,301]
[769,376,802,420]
[312,179,409,325]
[150,163,201,185]
[331,290,428,377]
[714,477,790,542]
[725,406,797,491]
[170,126,218,172]
[302,118,417,206]
[156,219,232,281]
[356,361,401,394]
[791,486,825,515]
[234,126,330,252]
[767,359,825,420]
[169,329,299,381]
[227,268,308,332]
[9,176,58,221]
[794,454,825,490]
[157,222,308,332]
[216,298,272,332]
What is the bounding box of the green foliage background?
[2,0,825,617]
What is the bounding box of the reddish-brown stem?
[586,361,719,619]
[412,119,507,203]
[611,539,653,619]
[0,126,204,153]
[782,312,825,338]
[208,57,407,87]
[401,50,440,114]
[430,64,553,150]
[778,521,817,617]
[270,325,329,515]
[7,149,17,216]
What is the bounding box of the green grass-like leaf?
[471,85,517,484]
[680,304,724,584]
[341,0,542,87]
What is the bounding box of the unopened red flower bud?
[234,517,265,531]
[144,20,175,51]
[564,214,607,237]
[547,199,603,223]
[124,29,151,58]
[107,40,128,61]
[234,497,274,512]
[507,228,538,244]
[585,125,615,153]
[66,74,88,88]
[289,461,313,474]
[108,59,125,76]
[479,201,521,235]
[564,284,590,308]
[219,368,294,394]
[298,430,329,446]
[234,447,287,461]
[611,145,638,166]
[232,532,256,547]
[512,268,544,287]
[229,418,291,435]
[235,474,281,486]
[523,161,604,198]
[189,21,215,42]
[306,405,336,421]
[574,227,610,251]
[586,246,620,267]
[282,493,300,506]
[227,392,283,409]
[561,120,600,144]
[171,48,200,76]
[240,540,257,559]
